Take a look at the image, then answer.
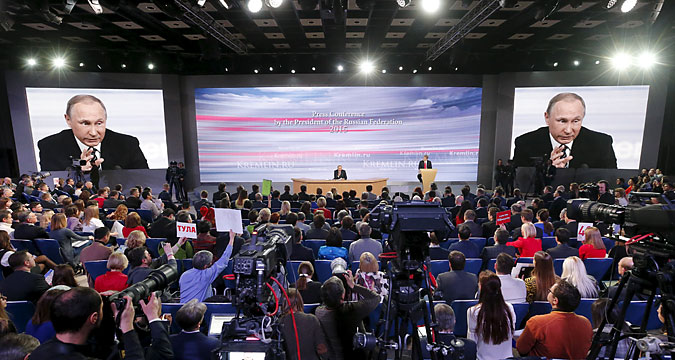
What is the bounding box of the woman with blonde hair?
[579,227,606,259]
[524,251,558,302]
[49,213,93,267]
[39,210,54,230]
[82,205,104,233]
[294,261,321,304]
[354,251,389,301]
[125,230,147,251]
[234,189,248,209]
[507,223,542,258]
[95,252,129,293]
[279,201,292,219]
[561,256,598,298]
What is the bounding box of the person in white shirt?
[493,253,527,303]
[468,272,516,360]
[0,210,14,237]
[81,205,105,233]
[140,190,162,220]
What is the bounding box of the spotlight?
[359,60,374,74]
[121,63,127,68]
[573,60,580,66]
[225,67,229,72]
[427,66,432,71]
[148,63,155,70]
[79,62,85,67]
[248,0,263,12]
[454,67,458,71]
[396,0,411,7]
[269,66,274,71]
[219,0,236,8]
[382,69,386,73]
[254,69,259,73]
[291,69,296,73]
[620,0,636,12]
[605,0,617,8]
[311,66,316,71]
[265,0,284,8]
[610,52,631,70]
[52,57,66,68]
[412,69,418,73]
[595,60,600,65]
[298,0,318,10]
[337,64,344,72]
[398,66,403,71]
[553,62,558,67]
[637,52,656,69]
[27,58,37,67]
[421,0,440,13]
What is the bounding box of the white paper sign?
[176,221,197,239]
[577,222,594,242]
[214,209,243,234]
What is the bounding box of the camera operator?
[596,180,615,205]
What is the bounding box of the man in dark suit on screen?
[37,94,149,172]
[417,154,432,182]
[333,165,347,180]
[513,93,617,169]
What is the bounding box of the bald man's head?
[618,257,634,276]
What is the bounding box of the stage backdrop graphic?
[510,85,650,169]
[25,88,169,170]
[195,87,482,182]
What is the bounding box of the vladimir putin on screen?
[513,92,617,169]
[37,94,149,171]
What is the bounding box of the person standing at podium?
[418,155,432,182]
[333,165,347,180]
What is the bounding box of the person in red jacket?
[94,252,129,293]
[578,227,606,260]
[507,223,542,258]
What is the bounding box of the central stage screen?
[195,87,482,183]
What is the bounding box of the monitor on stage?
[194,87,482,182]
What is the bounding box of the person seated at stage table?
[578,227,607,260]
[333,165,347,180]
[122,212,147,238]
[524,251,559,302]
[448,224,480,259]
[318,227,348,261]
[94,252,129,293]
[507,223,542,258]
[313,197,332,219]
[306,214,329,240]
[294,261,322,304]
[437,251,478,303]
[170,299,221,360]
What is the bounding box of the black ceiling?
[0,0,672,74]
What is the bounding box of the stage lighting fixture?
[248,0,263,12]
[605,0,617,8]
[291,69,296,73]
[298,0,318,10]
[359,60,374,74]
[553,62,559,67]
[620,0,636,12]
[427,66,432,71]
[52,57,66,68]
[266,0,284,8]
[337,64,344,71]
[412,69,418,73]
[311,66,316,71]
[610,52,630,70]
[254,69,259,73]
[595,60,600,65]
[382,69,386,73]
[0,12,15,31]
[219,0,235,8]
[397,0,411,7]
[27,58,37,67]
[637,52,656,69]
[573,60,580,66]
[148,63,155,70]
[225,67,229,71]
[499,0,517,8]
[454,67,458,71]
[121,63,127,68]
[421,0,440,13]
[79,62,85,67]
[398,66,403,71]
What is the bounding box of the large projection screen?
[195,87,482,182]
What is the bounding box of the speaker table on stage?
[291,178,388,195]
[419,169,437,192]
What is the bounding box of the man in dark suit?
[102,190,124,209]
[170,300,220,360]
[596,180,615,205]
[333,165,347,180]
[481,207,499,239]
[417,155,432,182]
[37,94,149,171]
[13,211,48,241]
[305,215,329,240]
[421,303,477,360]
[546,228,579,259]
[193,190,214,212]
[448,224,480,258]
[549,190,567,222]
[459,210,482,238]
[63,178,75,196]
[541,186,554,204]
[513,92,616,169]
[297,185,311,201]
[280,184,293,201]
[148,209,178,244]
[437,251,478,303]
[429,232,450,261]
[474,198,488,219]
[339,216,358,241]
[559,209,579,240]
[0,251,49,303]
[481,228,517,269]
[506,189,523,207]
[124,188,143,209]
[441,188,455,208]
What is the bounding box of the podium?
[419,169,437,192]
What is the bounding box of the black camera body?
[108,262,178,311]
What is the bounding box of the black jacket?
[513,126,617,169]
[13,223,48,240]
[37,129,149,171]
[429,246,450,261]
[437,270,477,303]
[124,197,142,209]
[103,198,124,209]
[418,160,432,169]
[333,169,347,180]
[147,217,177,244]
[290,243,315,262]
[546,244,579,259]
[481,244,517,268]
[0,270,49,303]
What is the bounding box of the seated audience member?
[147,209,178,244]
[511,209,544,239]
[429,232,450,261]
[354,252,389,301]
[290,226,314,263]
[280,185,293,201]
[562,256,598,298]
[605,257,646,300]
[300,201,314,221]
[348,224,382,263]
[122,212,147,238]
[468,272,516,360]
[39,210,54,231]
[193,220,217,253]
[106,203,128,221]
[0,333,40,360]
[13,211,48,241]
[316,274,379,360]
[49,213,93,267]
[140,190,162,220]
[123,229,147,257]
[0,251,49,303]
[314,197,332,219]
[250,193,265,209]
[535,209,555,237]
[80,227,114,286]
[0,290,17,335]
[318,228,348,261]
[494,253,526,303]
[127,242,178,286]
[25,288,67,343]
[65,205,82,231]
[179,230,234,303]
[461,210,482,237]
[170,300,220,359]
[422,303,477,360]
[94,253,129,293]
[0,230,56,277]
[448,224,480,259]
[279,200,292,219]
[280,288,329,360]
[591,298,631,358]
[517,279,593,359]
[481,228,517,268]
[0,210,14,237]
[437,251,478,303]
[455,200,472,225]
[295,212,310,233]
[525,251,558,302]
[480,207,498,239]
[92,189,107,209]
[579,226,607,259]
[124,187,143,209]
[51,264,78,288]
[306,214,329,239]
[102,190,124,209]
[339,215,358,240]
[507,223,542,258]
[546,227,579,259]
[294,261,322,304]
[269,212,281,225]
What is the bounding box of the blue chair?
[574,298,596,323]
[541,237,557,251]
[161,303,185,334]
[342,240,353,250]
[314,260,333,282]
[440,238,458,250]
[74,231,94,237]
[204,303,237,332]
[286,261,304,284]
[624,301,662,330]
[116,238,126,247]
[464,259,482,276]
[528,301,552,317]
[486,258,497,272]
[450,300,478,337]
[584,258,613,281]
[554,258,565,276]
[11,239,40,255]
[368,302,383,332]
[602,237,615,251]
[512,302,530,329]
[6,301,35,333]
[145,238,165,258]
[303,240,325,258]
[429,260,449,279]
[304,303,320,314]
[84,260,109,283]
[131,209,154,223]
[469,238,487,253]
[34,239,65,264]
[177,258,193,274]
[516,257,534,264]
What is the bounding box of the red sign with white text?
[496,210,511,226]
